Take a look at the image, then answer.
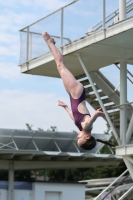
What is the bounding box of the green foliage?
[0,170,35,181]
[26,123,33,130]
[0,171,8,180]
[38,128,44,131]
[47,126,58,132]
[14,170,34,181]
[47,162,126,181]
[100,123,118,154]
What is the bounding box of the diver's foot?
[42,32,55,45]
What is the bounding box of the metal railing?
[19,0,79,64]
[87,0,133,34]
[19,0,133,65]
[115,63,133,84]
[94,169,129,200]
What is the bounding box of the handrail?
[19,0,133,64]
[87,0,133,34]
[101,173,130,200]
[20,30,72,43]
[19,0,79,31]
[115,63,133,84]
[94,169,129,200]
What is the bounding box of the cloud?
[0,89,106,133]
[0,0,71,63]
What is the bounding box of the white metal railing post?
[61,8,64,47]
[26,27,29,63]
[103,0,106,29]
[29,32,32,60]
[77,54,121,146]
[119,0,126,20]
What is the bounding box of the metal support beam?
[119,0,126,21]
[116,144,133,156]
[118,185,133,200]
[8,161,14,200]
[126,113,133,143]
[126,156,133,165]
[120,61,127,145]
[77,54,121,145]
[123,157,133,180]
[93,169,128,200]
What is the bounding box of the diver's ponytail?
[96,139,114,147]
[79,136,114,151]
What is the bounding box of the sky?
[0,0,132,133]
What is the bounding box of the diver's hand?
[94,108,104,117]
[58,100,68,108]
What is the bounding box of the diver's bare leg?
[42,32,83,98]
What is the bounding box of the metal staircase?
[76,69,133,140]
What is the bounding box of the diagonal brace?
[126,112,133,143]
[77,54,121,145]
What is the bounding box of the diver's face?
[77,131,90,146]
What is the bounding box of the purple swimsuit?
[69,87,91,131]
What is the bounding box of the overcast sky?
[0,0,132,133]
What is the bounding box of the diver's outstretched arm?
[58,100,74,121]
[82,108,104,130]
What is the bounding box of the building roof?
[0,128,122,170]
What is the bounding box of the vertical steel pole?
[119,0,126,21]
[120,61,127,145]
[8,161,14,200]
[61,8,64,47]
[103,0,106,29]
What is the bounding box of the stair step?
[86,91,106,100]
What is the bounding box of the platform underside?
[20,18,133,78]
[0,154,122,170]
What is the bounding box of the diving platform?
[20,17,133,78]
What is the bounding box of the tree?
[26,123,33,130]
[100,123,118,154]
[47,126,58,132]
[38,128,44,131]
